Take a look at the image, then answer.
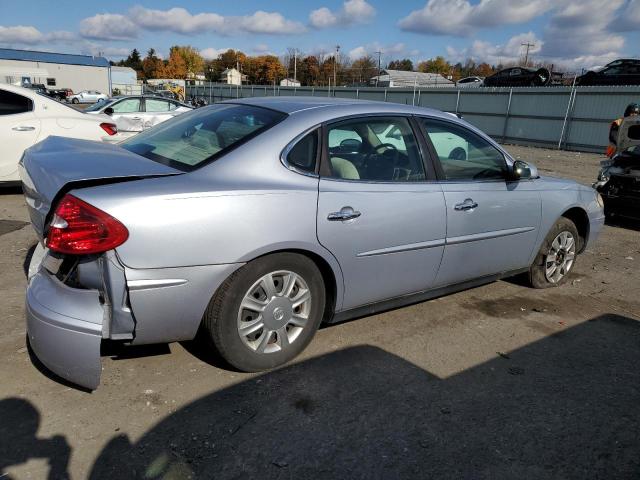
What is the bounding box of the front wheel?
[528,217,579,288]
[202,253,326,372]
[71,98,79,104]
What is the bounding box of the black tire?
[71,98,79,104]
[529,217,579,288]
[202,253,326,372]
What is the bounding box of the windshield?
[121,104,286,171]
[84,98,113,112]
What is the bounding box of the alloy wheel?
[544,231,576,283]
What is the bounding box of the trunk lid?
[20,136,182,239]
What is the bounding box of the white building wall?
[0,59,110,93]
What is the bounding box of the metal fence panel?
[186,83,640,152]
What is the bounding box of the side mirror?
[510,160,533,180]
[104,107,114,116]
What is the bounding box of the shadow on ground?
[3,314,640,479]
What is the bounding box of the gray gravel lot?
[1,145,639,479]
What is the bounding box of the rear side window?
[0,90,33,115]
[146,98,172,112]
[286,130,319,173]
[121,104,286,171]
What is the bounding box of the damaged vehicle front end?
[594,117,640,220]
[596,151,640,220]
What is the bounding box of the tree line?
[113,47,511,86]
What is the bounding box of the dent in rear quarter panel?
[73,163,343,343]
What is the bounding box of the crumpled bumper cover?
[26,265,104,390]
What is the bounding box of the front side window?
[121,104,286,171]
[325,117,426,182]
[286,130,318,173]
[0,90,33,115]
[111,98,141,113]
[419,118,506,181]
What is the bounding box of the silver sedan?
[20,97,605,389]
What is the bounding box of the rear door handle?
[328,206,361,221]
[12,126,35,131]
[454,198,478,211]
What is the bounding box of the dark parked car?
[483,67,561,87]
[47,88,73,101]
[577,59,640,86]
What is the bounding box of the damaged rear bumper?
[25,244,135,390]
[26,263,104,390]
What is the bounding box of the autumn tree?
[387,59,414,71]
[350,56,378,84]
[174,46,204,78]
[156,47,187,79]
[417,56,452,75]
[141,48,163,79]
[299,55,320,86]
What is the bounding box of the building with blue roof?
[0,48,112,94]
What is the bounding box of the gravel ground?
[0,145,639,479]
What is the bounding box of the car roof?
[220,96,448,117]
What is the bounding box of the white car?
[456,76,484,88]
[84,95,192,139]
[0,84,118,184]
[68,90,108,104]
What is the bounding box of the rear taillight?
[100,123,118,136]
[46,194,128,255]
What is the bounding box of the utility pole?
[294,49,297,82]
[521,42,535,66]
[375,50,382,87]
[333,45,340,88]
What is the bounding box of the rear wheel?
[529,217,579,288]
[202,253,326,372]
[71,98,79,104]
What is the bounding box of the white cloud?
[254,43,270,54]
[0,25,44,44]
[310,0,376,28]
[539,0,625,63]
[200,47,231,60]
[399,0,553,35]
[617,0,640,31]
[126,6,305,36]
[446,32,542,65]
[237,11,306,34]
[80,42,131,58]
[0,26,77,46]
[129,7,225,34]
[348,42,407,61]
[79,13,138,41]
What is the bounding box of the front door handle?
[328,206,361,221]
[12,126,35,131]
[454,198,478,211]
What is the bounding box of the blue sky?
[1,0,639,71]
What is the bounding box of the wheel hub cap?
[237,270,312,354]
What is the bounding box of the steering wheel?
[448,147,467,161]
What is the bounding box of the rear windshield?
[121,104,286,171]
